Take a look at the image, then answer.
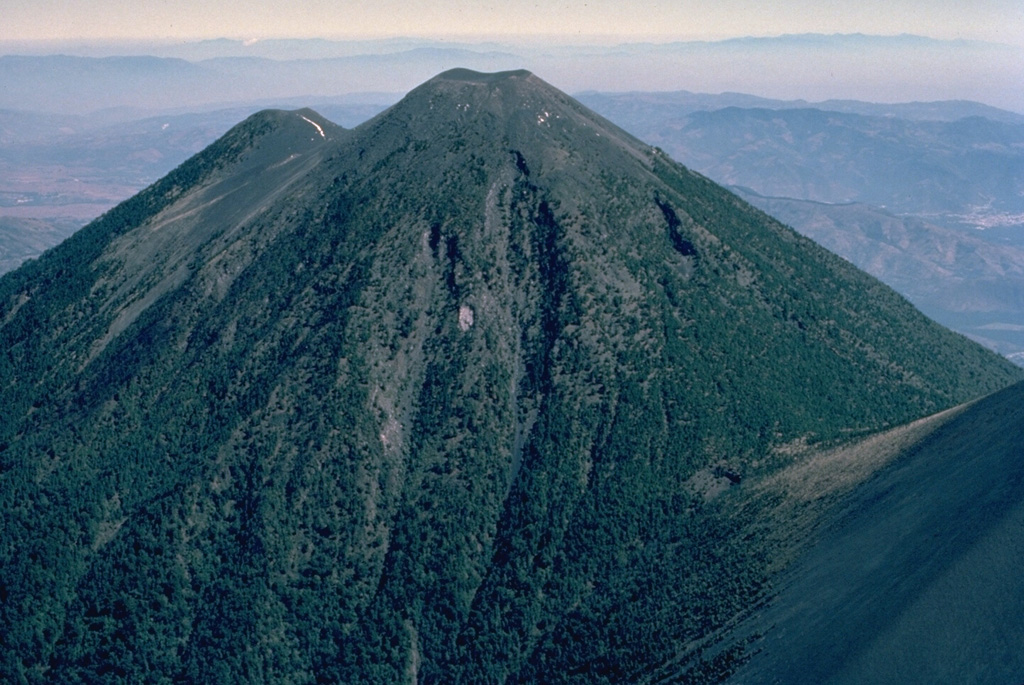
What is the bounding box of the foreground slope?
[729,380,1024,684]
[0,69,1020,682]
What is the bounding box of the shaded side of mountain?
[727,379,1024,684]
[0,70,1020,683]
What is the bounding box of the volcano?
[0,69,1019,682]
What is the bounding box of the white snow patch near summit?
[300,115,326,139]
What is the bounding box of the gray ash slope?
[0,69,1020,682]
[729,379,1024,685]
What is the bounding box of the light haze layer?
[2,0,1022,44]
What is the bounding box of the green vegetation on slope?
[0,70,1020,683]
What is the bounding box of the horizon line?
[0,31,1011,50]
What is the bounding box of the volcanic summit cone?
[0,69,1019,682]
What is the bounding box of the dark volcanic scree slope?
[0,69,1020,682]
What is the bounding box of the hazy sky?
[4,0,1023,45]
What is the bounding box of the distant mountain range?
[17,33,1002,62]
[3,33,1022,112]
[577,88,1024,125]
[577,93,1024,220]
[2,69,1020,682]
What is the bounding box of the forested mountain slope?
[0,69,1019,682]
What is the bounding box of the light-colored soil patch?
[762,401,971,504]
